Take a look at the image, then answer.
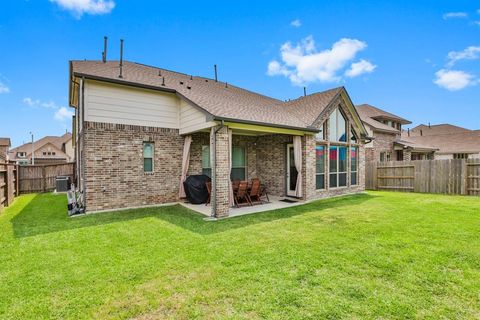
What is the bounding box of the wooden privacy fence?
[366,159,480,196]
[0,163,18,212]
[18,162,75,194]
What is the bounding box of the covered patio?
[181,195,305,218]
[179,122,317,218]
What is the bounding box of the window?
[396,150,404,161]
[351,147,358,185]
[202,145,211,177]
[328,108,347,142]
[231,146,246,180]
[43,152,46,156]
[143,142,154,173]
[329,146,347,188]
[52,152,56,156]
[380,152,385,162]
[316,122,327,141]
[453,153,468,159]
[316,145,326,189]
[386,153,391,162]
[17,152,26,158]
[202,145,247,180]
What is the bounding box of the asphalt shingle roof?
[71,60,345,131]
[401,133,480,154]
[9,133,72,156]
[356,104,411,124]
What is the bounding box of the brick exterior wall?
[370,131,399,162]
[82,121,184,212]
[256,134,292,197]
[81,116,366,215]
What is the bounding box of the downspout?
[79,77,86,208]
[211,120,225,217]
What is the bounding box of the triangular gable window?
[329,107,347,142]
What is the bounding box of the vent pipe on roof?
[190,75,193,80]
[428,122,431,128]
[420,129,423,136]
[161,77,165,86]
[225,82,228,88]
[119,39,124,78]
[407,128,410,137]
[158,69,162,76]
[214,64,218,82]
[303,86,307,97]
[102,36,108,63]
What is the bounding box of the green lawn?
[0,192,479,319]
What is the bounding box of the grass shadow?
[11,192,378,238]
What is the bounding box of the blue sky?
[0,0,479,147]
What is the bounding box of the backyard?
[0,191,479,319]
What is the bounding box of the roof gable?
[356,104,411,124]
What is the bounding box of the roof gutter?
[73,73,177,95]
[363,135,374,144]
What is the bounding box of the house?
[356,104,436,162]
[9,133,74,165]
[401,124,480,159]
[69,60,369,217]
[0,138,11,163]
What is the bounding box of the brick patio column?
[211,125,230,218]
[302,134,316,201]
[403,149,412,161]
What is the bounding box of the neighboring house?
[0,138,11,163]
[356,104,435,162]
[70,60,369,217]
[401,124,480,159]
[9,133,74,165]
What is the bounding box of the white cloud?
[0,81,9,94]
[443,12,468,19]
[446,46,480,66]
[50,0,115,18]
[434,69,476,91]
[474,21,480,26]
[54,107,74,121]
[345,59,377,78]
[267,36,374,85]
[22,97,39,106]
[290,19,301,27]
[23,97,73,122]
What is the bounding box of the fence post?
[42,165,47,192]
[15,165,19,196]
[6,165,11,206]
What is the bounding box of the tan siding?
[84,80,180,128]
[179,100,216,135]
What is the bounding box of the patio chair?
[232,179,240,192]
[259,184,270,203]
[205,181,212,206]
[234,181,252,207]
[248,178,262,204]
